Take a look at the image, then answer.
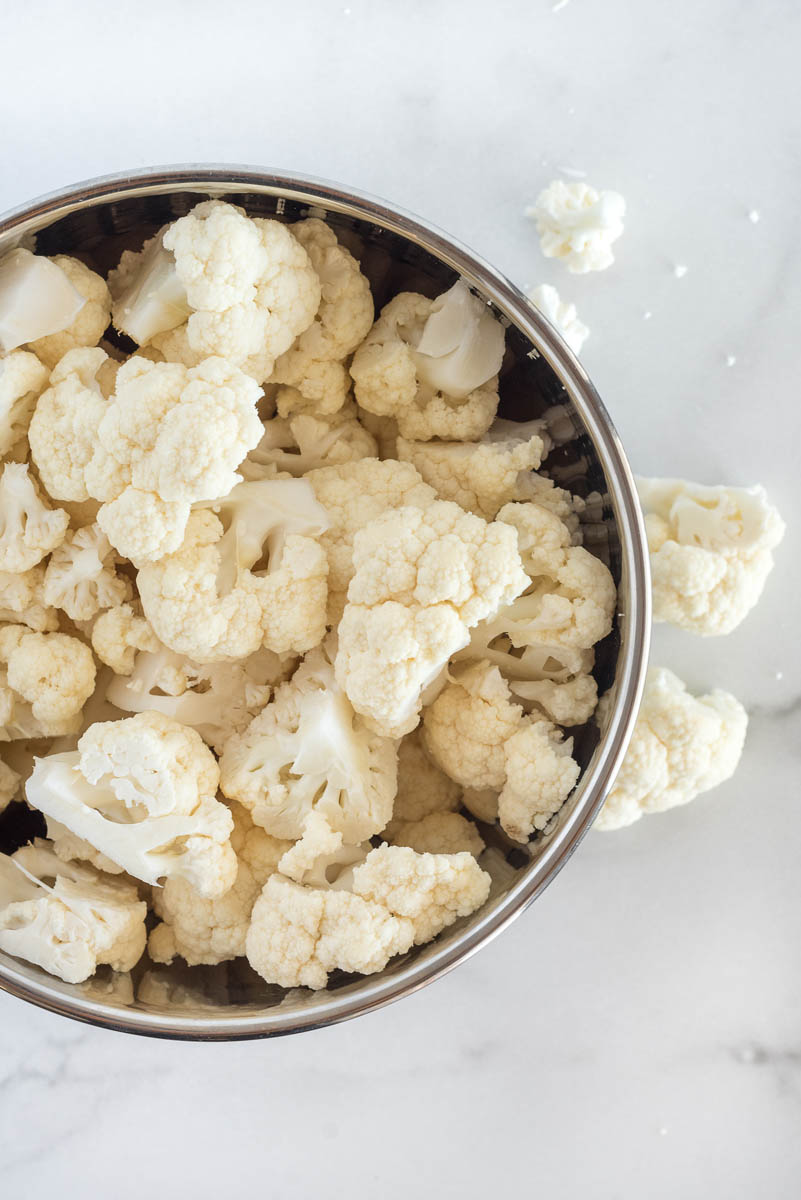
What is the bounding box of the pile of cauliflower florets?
[0,200,624,992]
[0,197,785,995]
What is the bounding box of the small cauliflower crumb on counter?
[526,180,626,274]
[0,195,776,994]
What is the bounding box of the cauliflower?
[0,757,20,813]
[43,524,131,621]
[90,602,161,675]
[0,462,69,572]
[506,672,599,726]
[637,477,786,635]
[0,249,86,353]
[390,727,461,824]
[526,180,626,274]
[246,873,415,990]
[527,284,589,354]
[595,667,748,831]
[0,349,49,457]
[0,626,95,739]
[137,201,321,381]
[148,802,290,966]
[308,458,436,622]
[83,355,264,563]
[336,501,529,737]
[276,811,369,887]
[138,478,329,662]
[351,844,490,944]
[423,662,524,791]
[397,431,546,520]
[25,712,237,897]
[46,817,125,876]
[109,228,192,346]
[0,566,58,632]
[269,219,374,412]
[28,347,110,502]
[26,257,111,369]
[497,721,580,841]
[0,840,146,984]
[351,283,504,441]
[242,400,377,479]
[219,643,397,842]
[107,643,290,754]
[389,812,485,857]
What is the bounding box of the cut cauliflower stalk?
[526,180,626,274]
[637,477,785,635]
[0,840,146,984]
[25,712,236,897]
[595,667,748,831]
[0,249,86,353]
[26,256,111,369]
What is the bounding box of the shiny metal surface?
[0,167,650,1039]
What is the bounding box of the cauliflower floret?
[389,812,485,857]
[351,283,504,441]
[269,219,374,412]
[25,712,236,897]
[0,462,69,572]
[148,802,290,966]
[243,400,377,479]
[423,662,524,791]
[506,672,599,726]
[142,201,321,381]
[336,502,529,738]
[90,602,161,675]
[28,348,110,502]
[0,249,86,354]
[308,458,436,622]
[43,524,131,621]
[390,728,461,824]
[0,840,146,984]
[108,229,192,347]
[0,349,49,457]
[246,873,415,990]
[0,566,58,632]
[84,355,264,563]
[0,625,95,736]
[637,477,785,635]
[526,180,626,274]
[27,257,111,369]
[107,643,291,754]
[527,284,589,354]
[595,667,748,831]
[138,479,329,662]
[276,811,369,887]
[0,757,20,813]
[397,431,546,520]
[498,721,580,841]
[351,843,490,944]
[220,643,397,842]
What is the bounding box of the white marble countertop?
[1,2,799,1195]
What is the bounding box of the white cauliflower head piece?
[423,661,524,791]
[498,720,580,842]
[0,349,49,457]
[527,284,589,354]
[0,462,69,573]
[526,180,626,274]
[637,477,786,636]
[25,712,237,897]
[595,667,748,831]
[28,347,110,502]
[220,643,398,842]
[0,626,96,738]
[144,201,321,382]
[43,523,131,621]
[0,566,58,633]
[0,841,146,984]
[26,256,111,369]
[350,283,504,441]
[148,802,290,966]
[138,478,329,662]
[336,501,529,738]
[243,401,378,479]
[388,811,485,858]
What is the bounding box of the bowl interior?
[0,174,644,1036]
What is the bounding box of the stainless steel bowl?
[0,166,650,1039]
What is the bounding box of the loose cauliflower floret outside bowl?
[0,167,648,1039]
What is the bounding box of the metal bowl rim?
[0,164,651,1039]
